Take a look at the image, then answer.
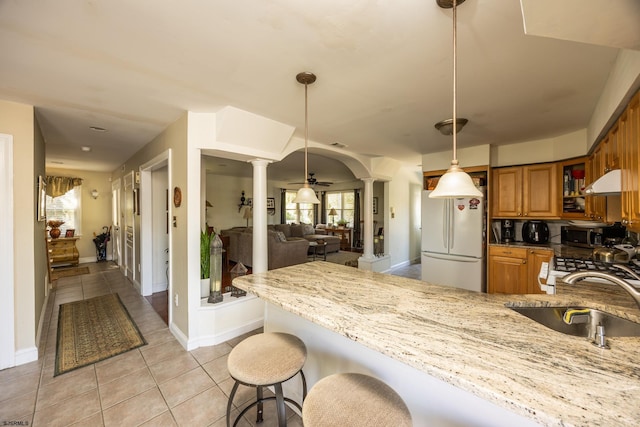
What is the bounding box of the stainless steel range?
[540,256,640,294]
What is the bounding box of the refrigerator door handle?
[448,199,454,250]
[423,253,480,263]
[442,200,448,249]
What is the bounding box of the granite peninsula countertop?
[233,261,640,427]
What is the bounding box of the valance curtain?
[46,176,83,198]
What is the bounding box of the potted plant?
[337,219,348,228]
[200,229,212,298]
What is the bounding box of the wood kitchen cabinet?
[491,163,559,219]
[622,92,640,231]
[488,246,551,294]
[560,157,588,219]
[586,143,607,221]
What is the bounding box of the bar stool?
[302,373,412,427]
[226,332,307,427]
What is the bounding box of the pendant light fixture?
[293,71,321,204]
[430,0,483,199]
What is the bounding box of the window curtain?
[319,192,327,224]
[45,176,83,198]
[353,189,361,247]
[280,188,287,224]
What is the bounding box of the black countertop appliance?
[522,220,550,244]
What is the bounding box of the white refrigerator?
[421,189,486,292]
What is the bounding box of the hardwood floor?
[144,262,250,325]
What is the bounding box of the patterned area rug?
[324,251,361,267]
[51,266,90,281]
[55,293,147,376]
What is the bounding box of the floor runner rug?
[51,266,90,281]
[55,293,146,376]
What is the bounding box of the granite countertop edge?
[233,262,640,426]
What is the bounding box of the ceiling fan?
[290,173,333,187]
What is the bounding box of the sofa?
[273,224,341,254]
[220,223,341,270]
[220,226,310,270]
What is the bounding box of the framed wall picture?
[37,175,46,222]
[373,197,379,214]
[267,197,275,209]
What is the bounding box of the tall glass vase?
[208,233,224,303]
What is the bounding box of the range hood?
[584,169,621,195]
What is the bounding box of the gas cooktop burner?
[554,257,640,281]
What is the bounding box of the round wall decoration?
[173,186,182,207]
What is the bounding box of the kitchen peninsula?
[233,261,640,426]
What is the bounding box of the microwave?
[561,226,603,248]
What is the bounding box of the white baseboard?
[152,282,168,294]
[194,319,264,348]
[35,292,50,354]
[169,322,190,350]
[14,346,38,366]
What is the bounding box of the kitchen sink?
[509,306,640,338]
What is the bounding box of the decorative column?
[250,159,271,274]
[361,178,375,260]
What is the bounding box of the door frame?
[140,150,172,319]
[0,134,15,369]
[111,177,122,268]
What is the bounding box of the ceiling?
[1,0,636,179]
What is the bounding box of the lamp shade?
[243,207,253,219]
[328,208,337,216]
[429,162,483,198]
[292,185,320,204]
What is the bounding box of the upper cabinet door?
[522,163,559,218]
[492,167,522,217]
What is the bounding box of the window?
[326,191,354,227]
[285,191,314,224]
[46,186,82,234]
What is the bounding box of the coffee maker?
[501,219,515,243]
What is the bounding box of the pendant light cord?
[304,82,309,182]
[452,0,458,165]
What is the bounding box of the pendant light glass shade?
[293,185,320,204]
[295,71,320,204]
[430,0,482,199]
[429,161,483,198]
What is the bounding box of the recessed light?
[89,126,107,132]
[81,146,92,152]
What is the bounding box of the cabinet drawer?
[488,246,527,258]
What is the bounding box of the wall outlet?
[175,293,179,306]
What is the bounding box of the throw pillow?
[276,231,287,242]
[302,224,315,236]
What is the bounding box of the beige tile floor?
[0,260,420,427]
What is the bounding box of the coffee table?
[308,240,327,261]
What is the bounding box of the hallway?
[0,260,420,426]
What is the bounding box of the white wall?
[388,166,423,269]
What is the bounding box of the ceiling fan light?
[429,162,482,198]
[292,185,320,204]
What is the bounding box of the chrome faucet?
[562,271,640,310]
